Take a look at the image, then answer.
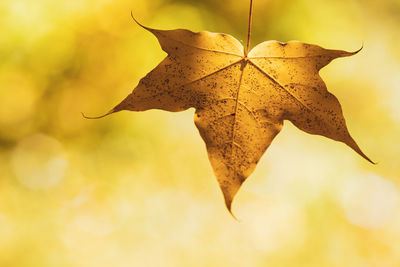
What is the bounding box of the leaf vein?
[248,60,314,113]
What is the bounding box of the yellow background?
[1,0,400,266]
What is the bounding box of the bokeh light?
[11,134,68,190]
[340,173,400,229]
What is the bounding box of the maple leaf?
[86,7,373,215]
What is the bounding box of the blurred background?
[0,0,399,266]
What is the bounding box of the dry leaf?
[88,15,373,214]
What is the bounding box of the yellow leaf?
[88,15,373,215]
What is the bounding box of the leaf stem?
[245,0,254,57]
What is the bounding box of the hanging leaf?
[86,7,373,215]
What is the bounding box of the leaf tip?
[224,197,241,221]
[335,44,364,59]
[363,156,377,165]
[357,148,376,165]
[355,145,376,165]
[227,206,240,221]
[81,109,115,120]
[130,11,148,30]
[352,44,363,55]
